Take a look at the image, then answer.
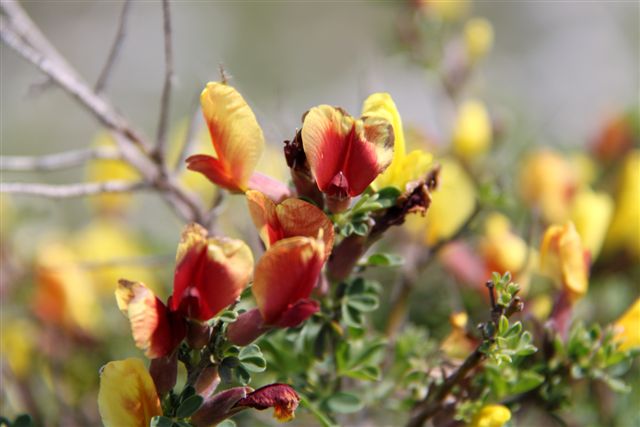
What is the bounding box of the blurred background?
[1,1,638,426]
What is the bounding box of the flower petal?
[301,105,393,197]
[234,383,300,422]
[613,298,640,351]
[246,190,334,258]
[98,358,162,427]
[116,280,179,358]
[273,298,320,328]
[187,82,265,192]
[253,236,324,325]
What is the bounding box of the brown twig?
[0,180,149,198]
[154,0,174,163]
[94,0,132,94]
[0,146,120,171]
[0,13,151,154]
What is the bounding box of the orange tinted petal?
[197,82,265,191]
[253,236,324,325]
[246,190,334,258]
[277,198,334,258]
[186,154,241,193]
[116,280,177,358]
[98,358,162,427]
[172,224,208,314]
[246,190,282,246]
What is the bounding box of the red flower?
[234,383,300,422]
[301,105,394,210]
[171,223,254,321]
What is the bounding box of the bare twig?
[0,180,148,198]
[94,0,132,94]
[0,146,120,171]
[155,0,174,163]
[0,15,151,154]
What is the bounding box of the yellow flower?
[362,92,432,191]
[419,0,470,21]
[519,150,577,224]
[480,213,536,294]
[570,189,613,260]
[469,404,511,427]
[603,150,640,260]
[539,222,588,302]
[464,18,494,62]
[0,317,36,378]
[613,298,640,351]
[421,158,476,246]
[72,217,159,295]
[33,241,102,334]
[441,312,476,360]
[452,100,492,160]
[98,358,162,427]
[85,132,140,214]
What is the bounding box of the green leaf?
[179,385,196,402]
[498,315,509,335]
[363,253,404,267]
[216,420,236,427]
[603,375,631,393]
[240,356,267,372]
[342,303,363,327]
[150,416,174,427]
[352,221,370,236]
[325,392,363,414]
[344,365,381,381]
[12,415,33,427]
[511,371,545,394]
[236,365,251,385]
[219,310,238,322]
[376,187,401,208]
[347,294,379,312]
[176,394,204,418]
[349,340,387,369]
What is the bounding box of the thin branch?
[0,14,151,154]
[0,146,120,171]
[0,180,148,198]
[406,348,485,427]
[94,0,132,94]
[154,0,174,162]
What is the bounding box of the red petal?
[252,236,325,325]
[186,154,243,193]
[273,298,320,328]
[234,383,300,422]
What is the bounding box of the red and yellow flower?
[301,104,394,211]
[117,223,253,358]
[98,358,162,427]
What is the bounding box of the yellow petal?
[570,189,613,260]
[423,158,476,246]
[0,317,36,378]
[603,150,640,260]
[519,150,577,224]
[540,222,589,301]
[73,218,160,295]
[98,358,162,427]
[194,82,265,191]
[613,298,640,351]
[452,99,492,160]
[85,132,140,213]
[464,18,494,62]
[468,404,511,427]
[34,241,101,334]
